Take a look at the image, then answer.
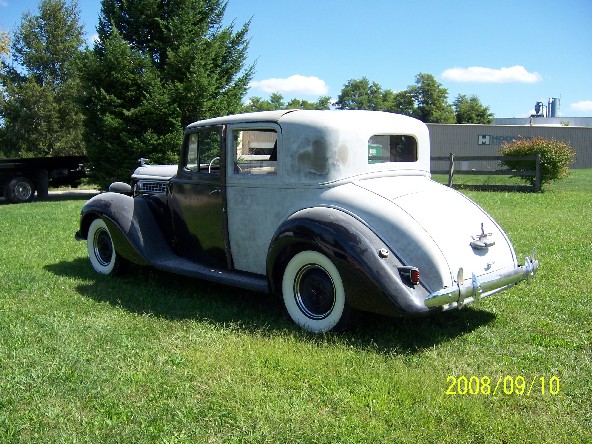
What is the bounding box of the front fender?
[78,192,171,266]
[267,207,431,317]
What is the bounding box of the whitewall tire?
[281,250,350,333]
[87,218,125,275]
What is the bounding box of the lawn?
[0,171,590,443]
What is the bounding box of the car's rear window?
[368,135,418,163]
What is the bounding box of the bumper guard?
[424,249,539,309]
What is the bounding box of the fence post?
[447,153,454,187]
[534,154,541,192]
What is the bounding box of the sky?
[1,0,591,118]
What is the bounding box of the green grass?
[1,171,591,443]
[432,173,528,189]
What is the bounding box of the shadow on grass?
[44,190,100,201]
[45,258,496,355]
[0,190,98,205]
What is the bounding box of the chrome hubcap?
[294,264,336,320]
[93,228,113,266]
[15,182,32,200]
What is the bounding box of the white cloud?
[250,75,329,96]
[570,100,592,112]
[441,65,542,83]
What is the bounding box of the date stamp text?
[446,375,560,396]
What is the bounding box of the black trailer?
[0,156,86,203]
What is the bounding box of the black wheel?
[281,251,352,333]
[5,177,35,203]
[87,218,127,276]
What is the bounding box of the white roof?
[186,109,425,132]
[185,110,297,129]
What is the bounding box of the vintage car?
[75,110,538,333]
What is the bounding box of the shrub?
[499,137,575,189]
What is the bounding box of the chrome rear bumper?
[424,250,539,309]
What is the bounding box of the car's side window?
[232,128,278,175]
[368,135,418,163]
[186,133,199,171]
[184,126,222,173]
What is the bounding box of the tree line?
[245,75,494,126]
[0,0,493,188]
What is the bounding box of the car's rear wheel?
[87,218,127,276]
[281,250,352,333]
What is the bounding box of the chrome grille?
[136,180,167,195]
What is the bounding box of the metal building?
[428,124,592,170]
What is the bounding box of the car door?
[225,124,282,275]
[168,125,229,268]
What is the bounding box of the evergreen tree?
[0,0,85,158]
[81,30,180,187]
[84,0,253,187]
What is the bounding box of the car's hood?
[331,176,519,291]
[132,164,178,181]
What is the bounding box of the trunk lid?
[354,176,518,290]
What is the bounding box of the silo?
[548,98,560,117]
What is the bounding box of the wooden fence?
[431,154,542,192]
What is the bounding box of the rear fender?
[267,207,431,316]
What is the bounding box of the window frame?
[228,123,280,177]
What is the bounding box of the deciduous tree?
[286,96,331,110]
[335,77,384,111]
[242,96,279,112]
[453,94,494,124]
[243,93,331,112]
[408,73,455,123]
[381,89,416,116]
[335,77,417,116]
[0,27,9,56]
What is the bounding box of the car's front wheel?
[281,250,352,333]
[87,218,127,276]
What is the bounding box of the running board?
[152,256,269,294]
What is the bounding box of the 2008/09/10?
[446,375,560,396]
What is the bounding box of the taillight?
[398,266,420,286]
